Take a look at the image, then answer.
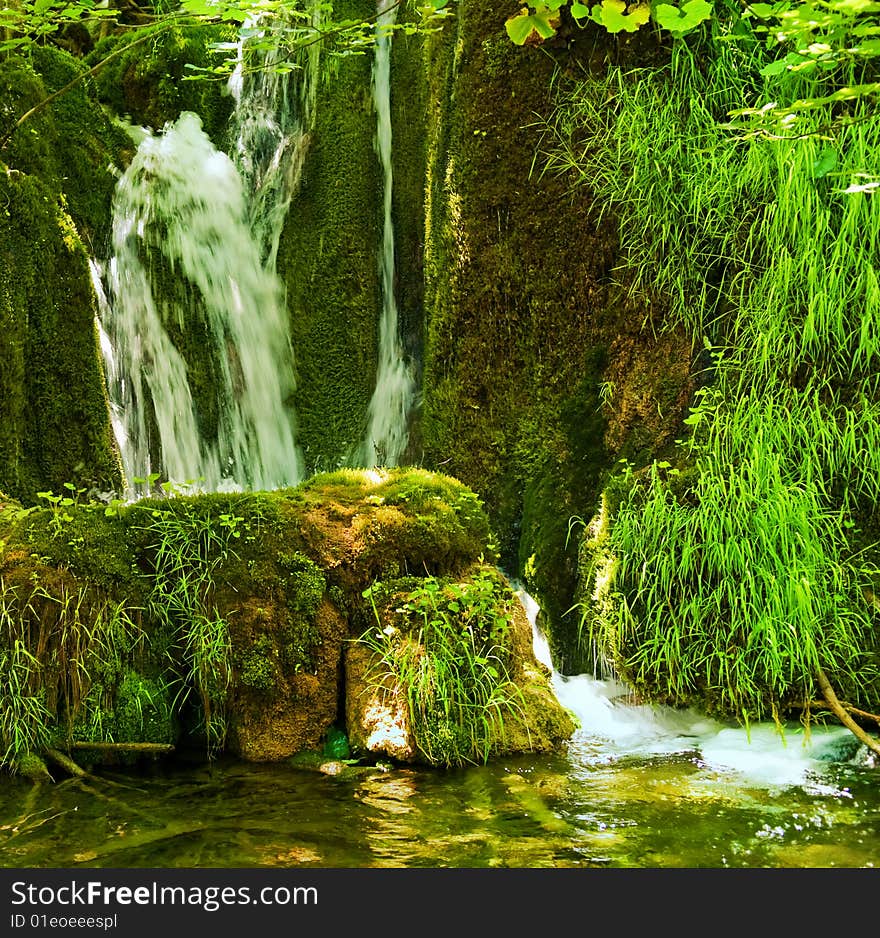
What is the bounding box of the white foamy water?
[516,588,866,790]
[228,10,320,269]
[103,112,303,495]
[359,0,416,467]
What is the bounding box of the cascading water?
[515,588,870,791]
[99,18,317,496]
[359,0,416,468]
[228,11,321,269]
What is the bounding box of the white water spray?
[104,113,303,493]
[515,588,867,789]
[360,0,416,467]
[228,11,320,269]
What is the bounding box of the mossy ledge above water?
[0,468,575,778]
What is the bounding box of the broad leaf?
[590,0,651,33]
[654,0,713,36]
[505,5,561,44]
[811,146,838,178]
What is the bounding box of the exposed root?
[816,668,880,758]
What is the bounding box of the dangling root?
[816,668,880,758]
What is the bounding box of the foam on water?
[516,587,866,790]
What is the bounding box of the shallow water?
[3,591,878,869]
[1,716,877,869]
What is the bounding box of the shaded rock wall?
[417,6,693,672]
[0,49,124,503]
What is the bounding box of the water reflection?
[0,736,877,868]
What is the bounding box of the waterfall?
[228,11,320,270]
[359,0,416,468]
[100,20,317,496]
[515,588,867,788]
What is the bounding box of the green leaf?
[654,0,713,36]
[591,0,651,32]
[570,1,591,14]
[180,0,222,15]
[505,6,560,43]
[759,58,790,76]
[747,2,781,16]
[812,146,838,178]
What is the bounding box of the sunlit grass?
[548,11,880,720]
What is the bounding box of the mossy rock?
[0,47,132,251]
[276,0,382,472]
[418,0,693,672]
[346,562,576,767]
[0,468,518,768]
[87,24,236,146]
[0,167,123,505]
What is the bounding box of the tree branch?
[816,667,880,758]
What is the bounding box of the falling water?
[515,588,869,790]
[103,113,302,494]
[359,0,416,468]
[228,10,321,269]
[100,19,320,495]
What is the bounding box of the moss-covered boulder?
[0,468,573,772]
[346,564,576,766]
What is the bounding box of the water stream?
[358,0,416,468]
[2,591,876,869]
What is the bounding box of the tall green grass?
[138,501,238,753]
[0,578,146,767]
[550,13,880,719]
[359,571,525,767]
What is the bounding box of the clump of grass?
[0,577,148,766]
[549,8,880,720]
[137,499,239,754]
[0,639,53,768]
[360,571,525,767]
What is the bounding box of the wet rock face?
[227,599,348,763]
[345,642,418,764]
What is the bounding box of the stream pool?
[1,689,877,869]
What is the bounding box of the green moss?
[420,3,620,668]
[2,469,501,766]
[390,18,428,439]
[0,48,131,251]
[87,24,236,146]
[237,635,281,693]
[279,550,325,617]
[276,0,381,471]
[0,168,122,504]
